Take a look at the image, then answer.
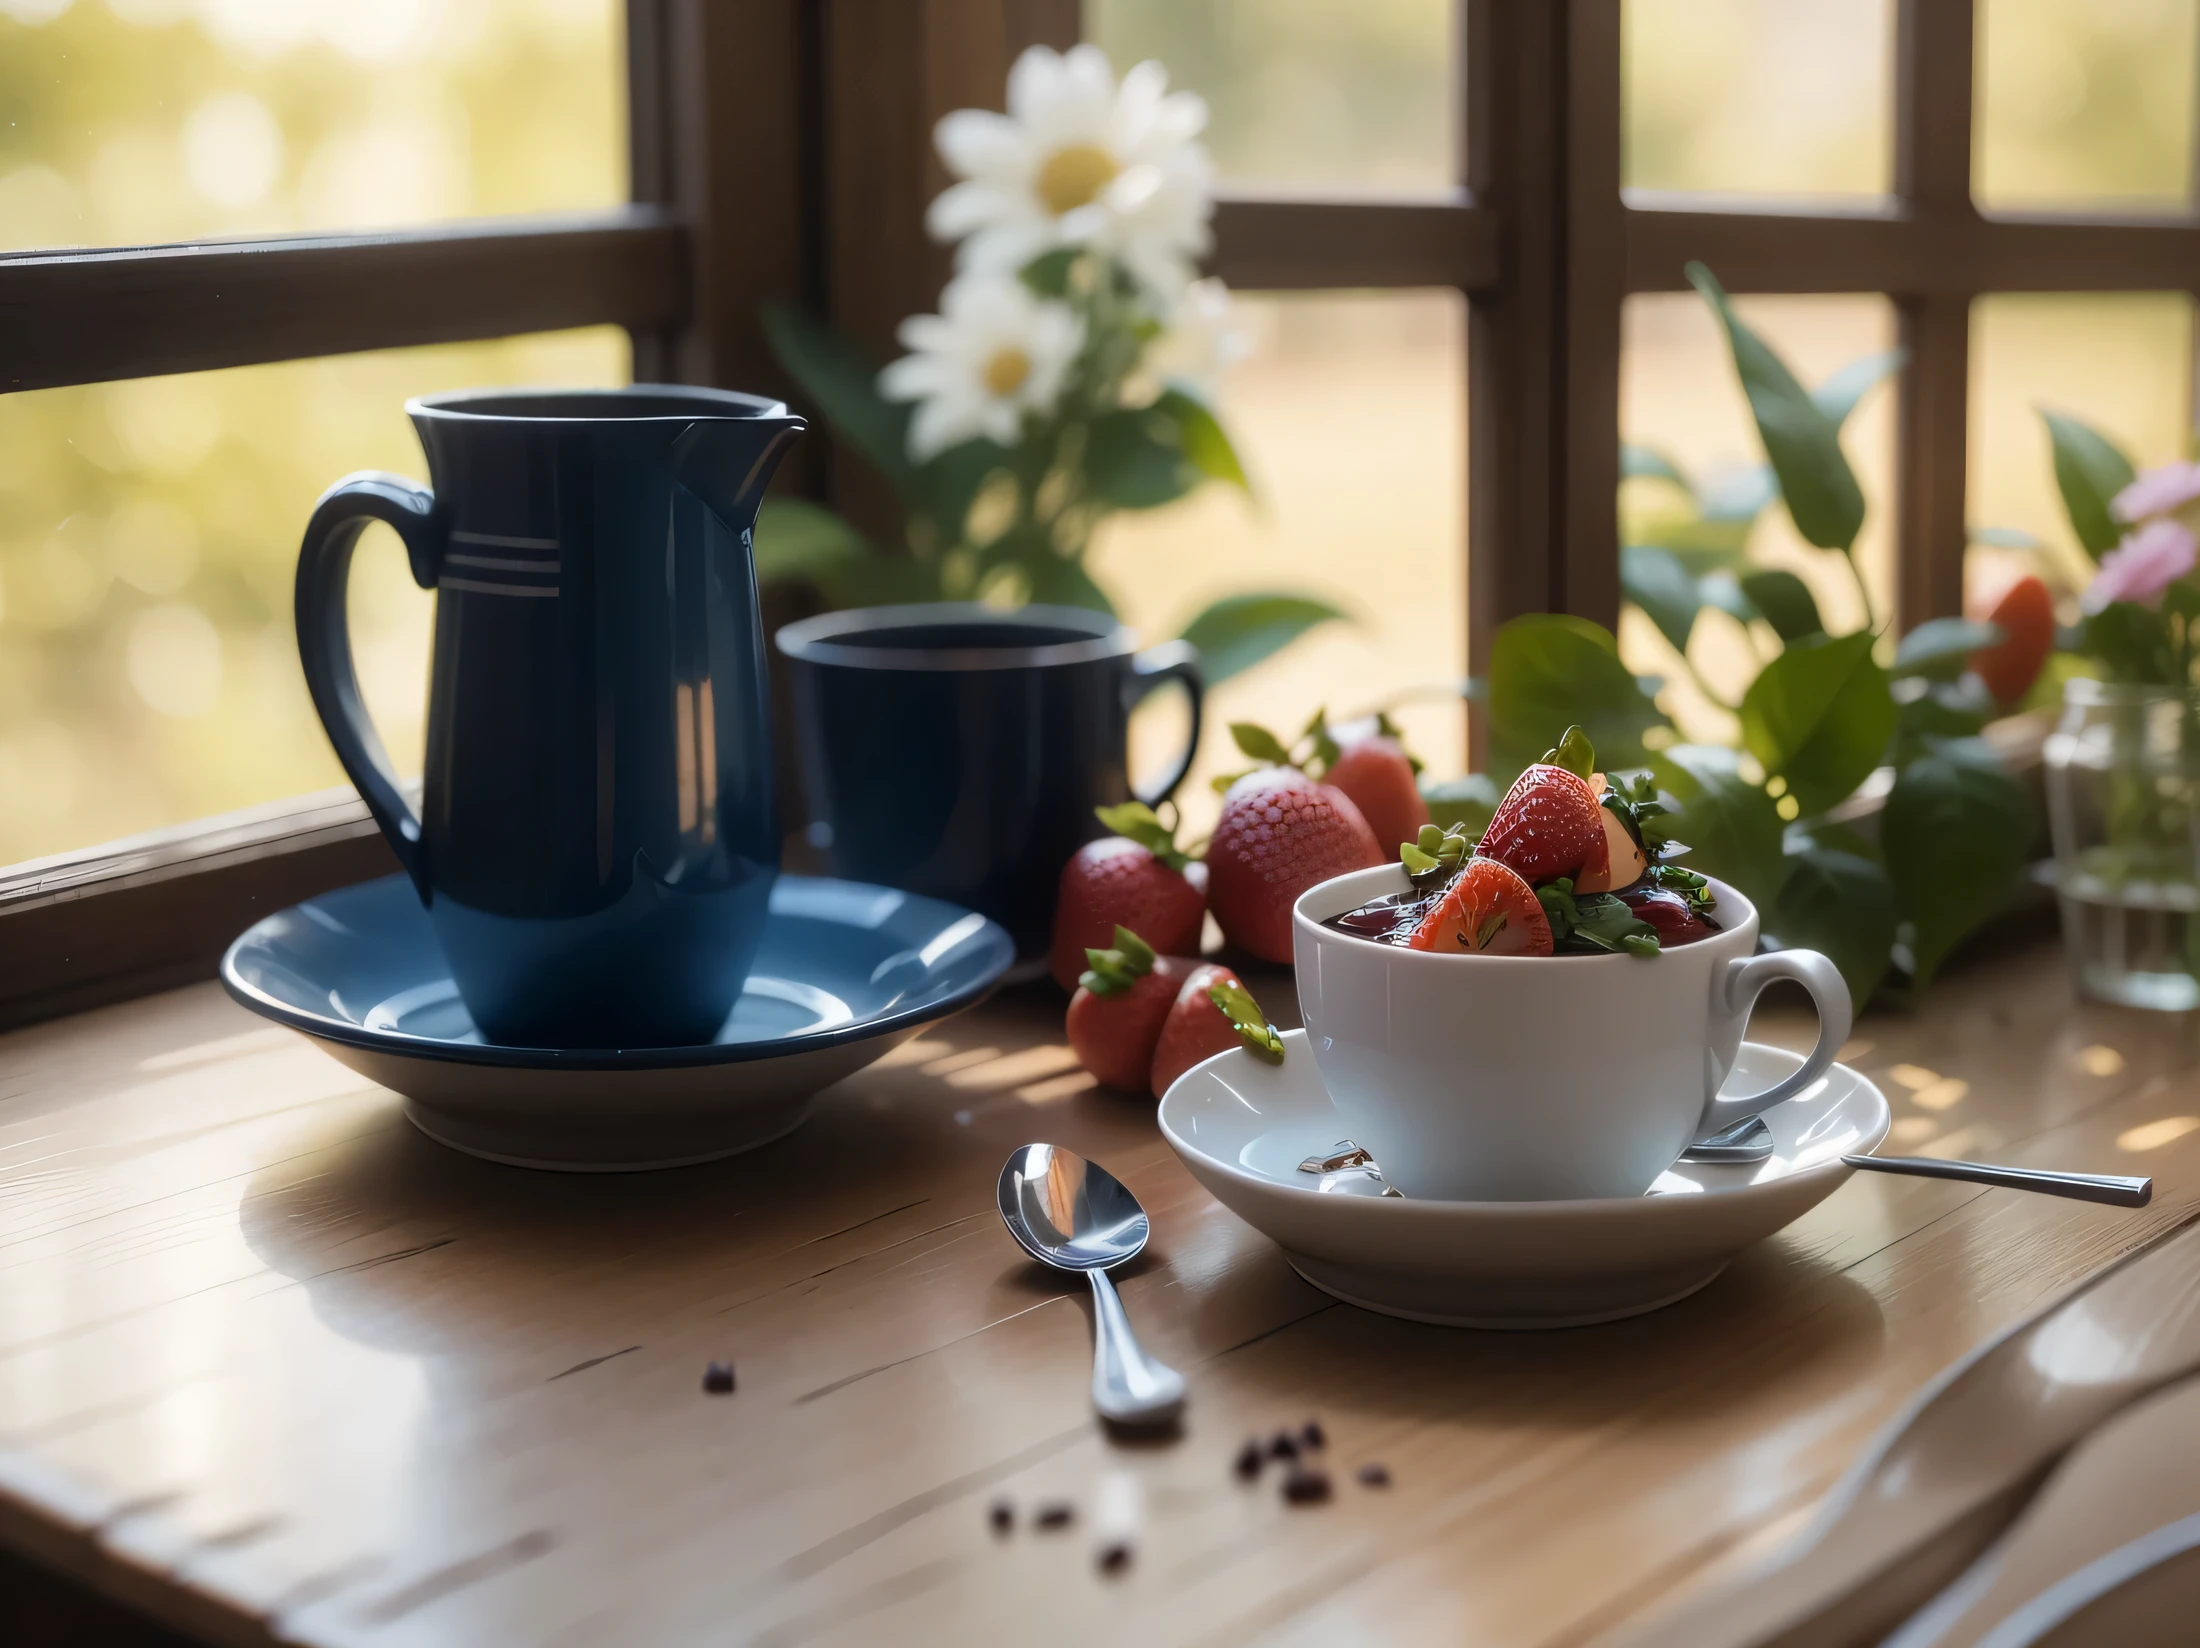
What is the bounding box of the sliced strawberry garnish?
[1406,857,1553,956]
[1478,763,1607,888]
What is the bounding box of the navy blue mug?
[774,604,1203,961]
[295,386,804,1048]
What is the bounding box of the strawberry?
[1407,857,1553,956]
[1206,768,1384,962]
[1478,763,1607,888]
[1148,965,1285,1097]
[1065,927,1194,1091]
[1323,734,1430,855]
[1050,802,1207,991]
[1970,573,2055,706]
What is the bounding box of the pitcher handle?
[295,471,441,902]
[1692,949,1853,1145]
[1127,641,1204,807]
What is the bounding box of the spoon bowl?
[998,1144,1184,1428]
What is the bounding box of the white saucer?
[1158,1033,1889,1328]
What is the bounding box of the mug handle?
[1125,640,1205,807]
[1692,949,1854,1144]
[294,471,442,902]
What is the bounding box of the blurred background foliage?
[1,0,2196,862]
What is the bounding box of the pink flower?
[2084,517,2200,612]
[2112,460,2200,522]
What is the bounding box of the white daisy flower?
[878,274,1085,463]
[1142,277,1250,397]
[927,44,1215,299]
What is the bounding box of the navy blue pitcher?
[295,386,804,1048]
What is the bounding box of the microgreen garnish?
[1093,800,1192,871]
[1647,862,1717,915]
[1541,725,1597,780]
[1600,769,1681,858]
[1079,925,1156,998]
[1400,819,1472,888]
[1210,979,1285,1062]
[1535,877,1662,958]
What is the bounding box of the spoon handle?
[1086,1267,1185,1427]
[1842,1153,2153,1208]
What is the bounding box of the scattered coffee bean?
[701,1361,736,1394]
[1267,1429,1300,1461]
[1356,1462,1392,1488]
[1301,1419,1326,1450]
[1282,1465,1332,1504]
[1233,1438,1265,1480]
[988,1497,1015,1533]
[1097,1540,1133,1575]
[1035,1500,1075,1530]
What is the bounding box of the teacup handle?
[1693,949,1854,1144]
[295,471,442,903]
[1126,640,1205,806]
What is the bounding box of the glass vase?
[2045,678,2200,1010]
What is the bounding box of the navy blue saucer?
[222,873,1014,1170]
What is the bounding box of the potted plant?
[752,45,1345,690]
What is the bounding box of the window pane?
[0,0,622,253]
[1625,0,1893,200]
[1085,1,1454,191]
[1092,292,1466,827]
[0,327,629,865]
[1969,295,2193,606]
[1620,292,1897,740]
[1975,0,2197,211]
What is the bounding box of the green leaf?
[1621,543,1703,654]
[1891,675,1998,763]
[1688,263,1867,553]
[1740,631,1896,816]
[1175,592,1348,687]
[1229,722,1294,765]
[760,302,917,499]
[1812,347,1906,429]
[1768,846,1894,1007]
[1210,979,1285,1062]
[1485,613,1668,780]
[1882,739,2031,990]
[1542,725,1597,779]
[1093,801,1189,870]
[1014,549,1117,614]
[2083,601,2177,684]
[1701,463,1779,524]
[1653,744,1788,910]
[1621,443,1694,493]
[1737,568,1824,641]
[918,439,1014,547]
[1079,923,1159,996]
[1152,387,1253,494]
[752,500,943,606]
[1085,406,1198,509]
[1019,247,1079,298]
[1892,617,2002,681]
[1420,772,1500,840]
[2040,409,2137,560]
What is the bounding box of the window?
[6,0,2199,1025]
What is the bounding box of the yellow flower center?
[982,346,1032,397]
[1036,143,1119,216]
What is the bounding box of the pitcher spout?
[668,391,806,535]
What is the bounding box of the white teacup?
[1292,866,1852,1201]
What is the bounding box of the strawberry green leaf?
[1093,801,1190,870]
[1079,925,1159,998]
[1229,722,1295,766]
[1400,841,1440,874]
[1210,980,1285,1062]
[1541,725,1597,779]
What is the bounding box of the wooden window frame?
[0,0,2191,1029]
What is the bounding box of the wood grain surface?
[4,939,2199,1647]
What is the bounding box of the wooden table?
[5,938,2200,1648]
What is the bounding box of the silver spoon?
[997,1144,1185,1428]
[1681,1117,2151,1208]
